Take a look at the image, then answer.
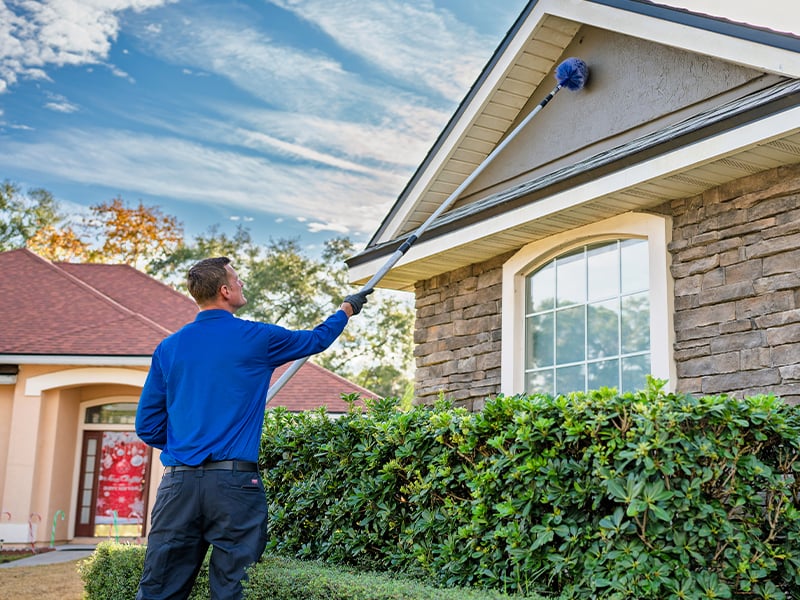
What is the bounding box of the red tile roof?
[0,248,375,408]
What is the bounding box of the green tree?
[0,180,61,251]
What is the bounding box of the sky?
[0,0,529,252]
[0,0,795,254]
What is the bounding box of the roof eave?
[0,354,153,366]
[367,0,800,251]
[348,85,800,290]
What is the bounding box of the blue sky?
[0,0,528,252]
[0,1,792,254]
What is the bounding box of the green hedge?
[78,543,545,599]
[243,556,547,599]
[260,379,800,599]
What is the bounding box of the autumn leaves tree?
[84,198,183,270]
[0,180,62,251]
[1,180,182,270]
[29,197,183,271]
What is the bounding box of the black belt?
[166,460,258,473]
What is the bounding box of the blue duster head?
[555,57,589,91]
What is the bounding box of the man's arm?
[135,350,168,448]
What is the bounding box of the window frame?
[501,212,676,395]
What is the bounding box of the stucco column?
[1,388,43,539]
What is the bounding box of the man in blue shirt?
[135,256,371,599]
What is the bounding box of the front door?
[75,430,151,538]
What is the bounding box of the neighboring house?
[347,0,800,410]
[0,248,372,546]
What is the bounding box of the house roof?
[268,360,374,413]
[347,0,800,291]
[0,248,375,406]
[0,248,193,356]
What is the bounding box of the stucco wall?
[668,162,800,403]
[465,26,766,205]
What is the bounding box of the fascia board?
[560,0,800,76]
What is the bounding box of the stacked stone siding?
[412,164,800,409]
[668,163,800,403]
[414,252,512,410]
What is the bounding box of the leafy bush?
[79,541,210,599]
[260,381,800,599]
[79,541,148,600]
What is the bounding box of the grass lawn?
[0,559,85,600]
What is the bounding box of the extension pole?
[266,58,589,402]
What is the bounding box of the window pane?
[622,354,650,393]
[556,306,585,364]
[556,364,585,396]
[527,262,555,313]
[556,251,585,307]
[621,292,650,354]
[85,403,138,424]
[588,299,619,359]
[526,313,553,368]
[621,239,648,294]
[525,369,553,395]
[587,243,619,301]
[588,358,619,390]
[524,238,651,397]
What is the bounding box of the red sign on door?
[95,431,149,533]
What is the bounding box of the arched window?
[524,239,650,395]
[501,212,675,396]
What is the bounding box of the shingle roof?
[268,361,374,413]
[0,248,376,407]
[56,261,196,333]
[0,248,194,355]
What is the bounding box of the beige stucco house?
[348,0,800,409]
[0,249,372,547]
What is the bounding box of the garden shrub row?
[260,379,800,599]
[79,541,545,599]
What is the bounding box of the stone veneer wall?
[414,251,513,410]
[668,162,800,403]
[412,163,800,409]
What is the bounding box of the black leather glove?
[344,288,374,315]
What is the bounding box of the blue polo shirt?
[136,309,348,466]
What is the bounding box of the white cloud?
[266,0,495,99]
[0,0,174,92]
[44,100,78,113]
[307,221,350,234]
[0,128,400,236]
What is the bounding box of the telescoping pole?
[266,58,589,402]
